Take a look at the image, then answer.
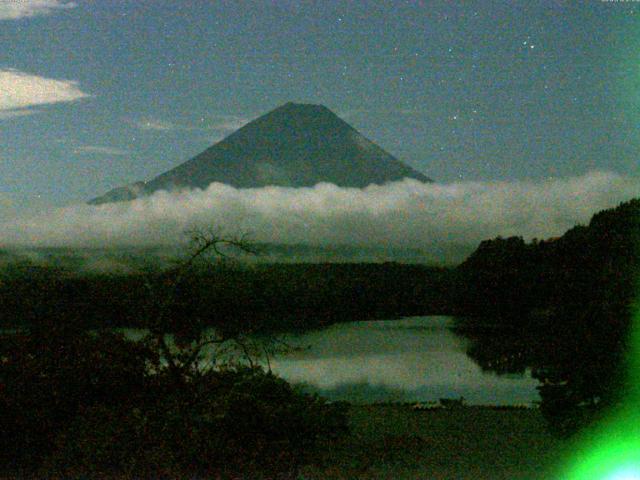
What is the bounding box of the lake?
[123,316,540,405]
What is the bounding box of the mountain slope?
[89,102,430,204]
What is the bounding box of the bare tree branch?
[143,227,259,383]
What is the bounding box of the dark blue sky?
[1,1,638,209]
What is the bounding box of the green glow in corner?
[562,430,640,479]
[559,303,640,480]
[607,465,640,480]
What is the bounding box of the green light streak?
[557,300,640,479]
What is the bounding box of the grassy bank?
[301,404,567,480]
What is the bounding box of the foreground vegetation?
[0,233,349,479]
[1,322,347,478]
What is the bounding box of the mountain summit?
[89,102,431,204]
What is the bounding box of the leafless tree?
[142,228,260,383]
[141,228,300,386]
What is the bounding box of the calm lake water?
[124,316,540,405]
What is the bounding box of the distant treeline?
[0,262,456,333]
[452,198,640,434]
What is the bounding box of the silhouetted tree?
[0,228,348,478]
[454,198,640,436]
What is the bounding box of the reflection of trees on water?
[454,307,630,435]
[452,321,534,376]
[452,198,639,435]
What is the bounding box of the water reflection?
[267,316,539,404]
[121,317,540,405]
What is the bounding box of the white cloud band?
[1,172,638,263]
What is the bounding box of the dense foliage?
[0,234,349,478]
[454,198,640,435]
[0,320,348,478]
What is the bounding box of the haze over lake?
[123,316,539,405]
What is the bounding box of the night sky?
[1,1,638,212]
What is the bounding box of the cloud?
[337,108,368,120]
[73,145,130,156]
[127,115,249,133]
[130,117,179,131]
[398,108,422,116]
[339,108,423,119]
[207,115,249,131]
[0,69,90,117]
[0,108,38,119]
[0,0,76,20]
[0,172,638,263]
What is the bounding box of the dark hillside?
[455,198,640,434]
[0,262,454,332]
